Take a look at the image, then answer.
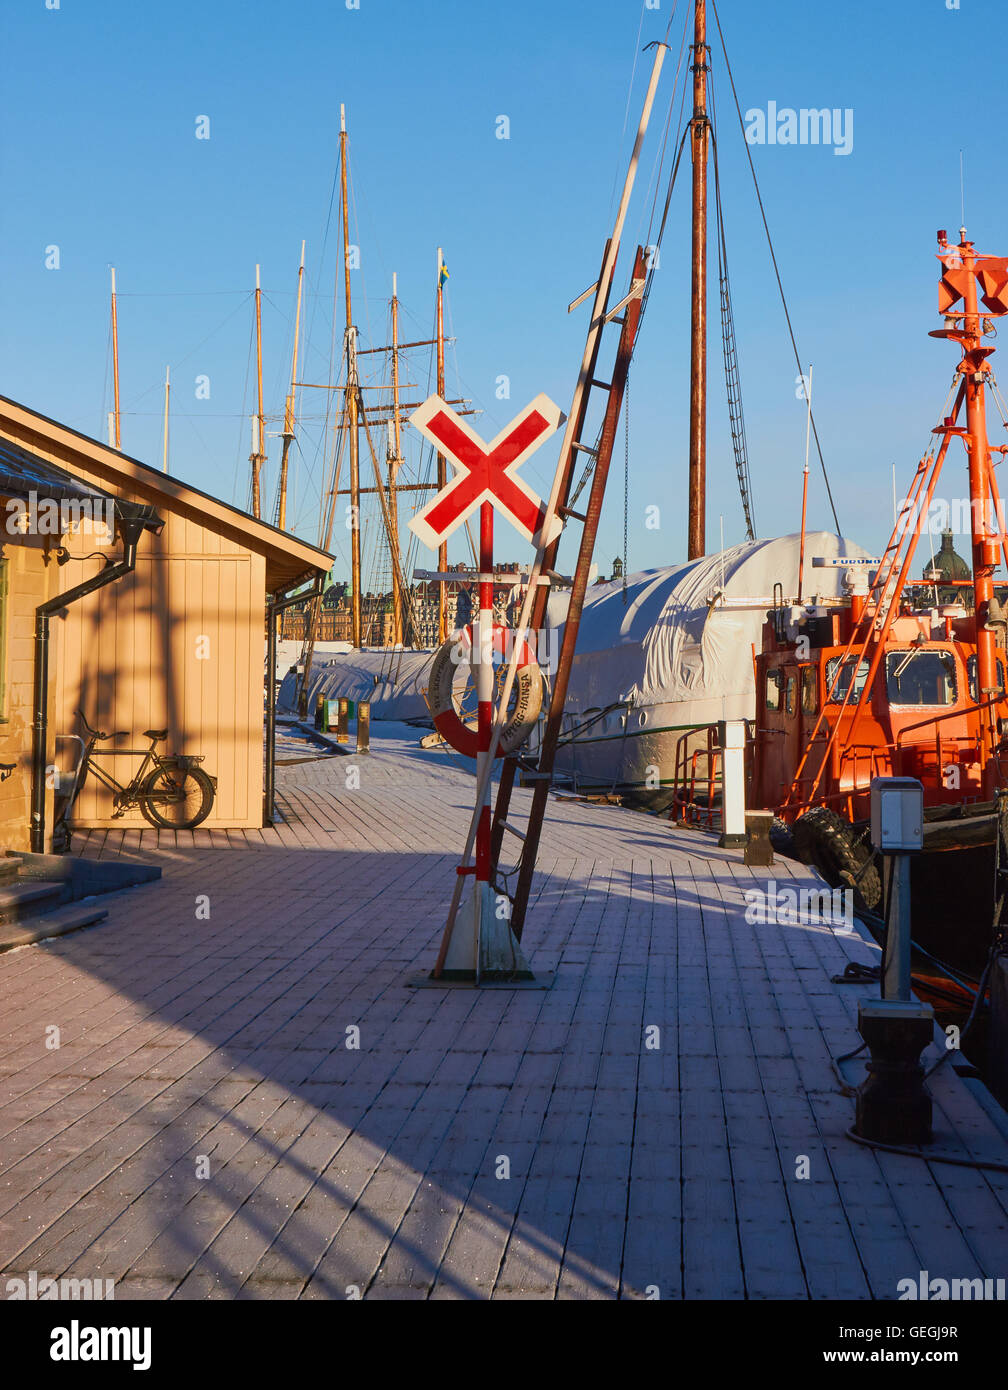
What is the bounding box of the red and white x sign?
[407,393,565,550]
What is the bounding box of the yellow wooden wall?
[51,520,265,830]
[0,537,57,852]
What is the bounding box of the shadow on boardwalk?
[0,732,1006,1300]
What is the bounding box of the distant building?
[920,529,972,607]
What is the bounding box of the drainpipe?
[31,505,162,853]
[264,578,322,827]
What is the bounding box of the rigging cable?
[709,0,841,534]
[709,88,756,539]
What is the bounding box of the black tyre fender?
[791,806,881,911]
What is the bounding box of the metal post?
[265,580,321,826]
[882,855,913,1002]
[717,719,746,848]
[337,697,349,744]
[436,248,448,644]
[356,700,370,753]
[475,502,494,922]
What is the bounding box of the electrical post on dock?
[855,776,934,1146]
[406,393,564,983]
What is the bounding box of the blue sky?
[1,0,1004,586]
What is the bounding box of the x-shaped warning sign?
[407,393,565,550]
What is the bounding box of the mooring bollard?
[855,777,933,1145]
[356,701,370,754]
[336,697,349,745]
[744,809,774,867]
[717,720,747,848]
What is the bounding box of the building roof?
[0,436,163,539]
[0,436,111,506]
[0,394,333,593]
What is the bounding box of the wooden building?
[0,395,332,846]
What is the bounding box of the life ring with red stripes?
[426,624,543,758]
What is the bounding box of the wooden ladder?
[487,244,649,942]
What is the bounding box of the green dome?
[923,529,969,581]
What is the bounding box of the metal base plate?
[406,970,555,991]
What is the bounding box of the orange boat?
[751,228,1008,975]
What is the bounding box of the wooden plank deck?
[1,724,1005,1300]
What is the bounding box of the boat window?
[785,675,797,716]
[966,654,1007,703]
[825,657,871,704]
[885,649,957,706]
[801,666,818,715]
[765,669,782,711]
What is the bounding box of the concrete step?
[0,856,23,883]
[0,900,108,953]
[0,880,65,924]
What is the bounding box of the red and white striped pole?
[473,500,495,959]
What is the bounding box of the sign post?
[408,393,564,981]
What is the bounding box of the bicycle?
[54,710,217,844]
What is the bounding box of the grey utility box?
[869,777,923,854]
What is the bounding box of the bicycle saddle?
[144,728,169,742]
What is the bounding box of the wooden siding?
[53,550,264,830]
[0,416,330,835]
[0,538,56,851]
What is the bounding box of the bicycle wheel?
[139,765,215,830]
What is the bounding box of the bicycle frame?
[83,739,161,814]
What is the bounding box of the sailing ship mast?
[688,0,708,560]
[341,105,362,647]
[250,264,266,519]
[277,241,306,531]
[110,267,122,450]
[388,273,404,646]
[162,365,170,473]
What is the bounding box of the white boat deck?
[0,724,1005,1299]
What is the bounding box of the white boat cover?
[278,532,870,732]
[277,647,439,722]
[556,531,871,718]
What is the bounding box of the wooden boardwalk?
[0,725,1006,1299]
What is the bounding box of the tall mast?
[162,365,170,473]
[389,273,404,646]
[688,0,709,560]
[110,267,121,450]
[436,247,448,642]
[250,264,266,519]
[342,104,362,648]
[277,240,305,531]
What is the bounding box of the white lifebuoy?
[426,623,543,758]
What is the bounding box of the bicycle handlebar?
[76,709,129,742]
